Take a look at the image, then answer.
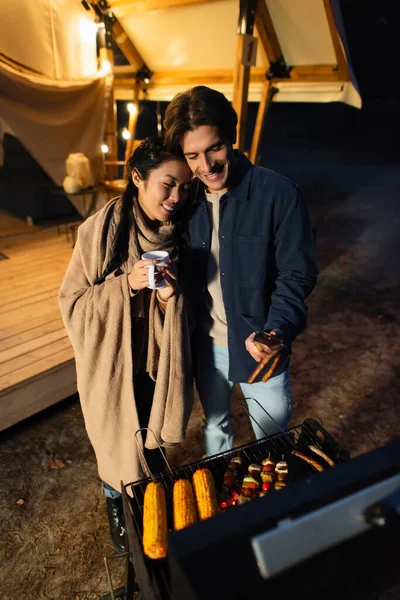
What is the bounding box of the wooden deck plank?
[0,309,64,342]
[0,361,77,432]
[0,346,75,391]
[0,296,61,328]
[0,216,81,426]
[0,211,40,237]
[0,336,72,379]
[0,327,69,363]
[0,317,63,351]
[0,287,61,311]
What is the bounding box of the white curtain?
[0,59,108,188]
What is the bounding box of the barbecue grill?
[102,418,400,600]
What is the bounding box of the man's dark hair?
[164,86,238,149]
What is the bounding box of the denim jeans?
[103,481,121,499]
[196,339,292,456]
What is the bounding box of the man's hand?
[245,329,284,363]
[156,259,179,302]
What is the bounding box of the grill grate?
[122,419,347,600]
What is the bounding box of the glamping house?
[0,0,360,430]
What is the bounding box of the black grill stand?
[101,547,140,600]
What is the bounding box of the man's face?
[182,125,235,193]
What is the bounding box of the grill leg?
[101,551,140,600]
[100,586,127,600]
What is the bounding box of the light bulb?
[101,144,109,153]
[101,60,111,74]
[122,128,131,140]
[127,103,136,115]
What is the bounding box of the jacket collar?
[191,150,254,208]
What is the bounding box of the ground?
[0,100,399,599]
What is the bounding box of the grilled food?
[291,450,324,472]
[173,478,197,531]
[219,456,242,508]
[261,457,276,473]
[143,482,168,559]
[308,445,335,467]
[248,333,287,384]
[274,481,287,490]
[275,459,289,482]
[192,468,220,520]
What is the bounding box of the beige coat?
[58,199,193,493]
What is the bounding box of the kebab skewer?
[238,462,262,504]
[260,456,276,495]
[219,456,242,508]
[274,457,289,490]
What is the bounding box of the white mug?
[141,251,169,289]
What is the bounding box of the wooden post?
[244,0,286,161]
[111,19,147,71]
[254,0,282,64]
[322,0,351,81]
[249,79,276,164]
[124,83,140,162]
[232,34,254,151]
[100,46,119,181]
[232,0,259,151]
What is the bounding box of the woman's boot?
[105,496,127,552]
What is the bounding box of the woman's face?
[133,159,192,223]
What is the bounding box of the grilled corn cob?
[142,482,168,559]
[173,479,197,530]
[192,468,220,520]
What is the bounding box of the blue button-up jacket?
[187,151,318,383]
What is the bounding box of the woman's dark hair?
[95,136,186,284]
[164,86,238,150]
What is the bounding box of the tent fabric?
[0,0,361,199]
[0,58,108,188]
[111,0,360,107]
[0,0,99,80]
[0,0,107,210]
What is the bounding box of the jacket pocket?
[241,313,266,332]
[236,235,268,288]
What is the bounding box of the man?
[164,86,318,456]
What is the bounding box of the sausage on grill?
[308,445,335,467]
[291,450,324,472]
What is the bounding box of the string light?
[122,128,131,140]
[127,103,137,115]
[100,59,111,74]
[101,144,109,153]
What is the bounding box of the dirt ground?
[1,100,399,600]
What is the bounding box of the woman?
[58,137,194,552]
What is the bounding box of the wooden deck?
[0,213,77,431]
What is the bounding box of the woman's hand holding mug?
[128,258,159,291]
[128,251,178,299]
